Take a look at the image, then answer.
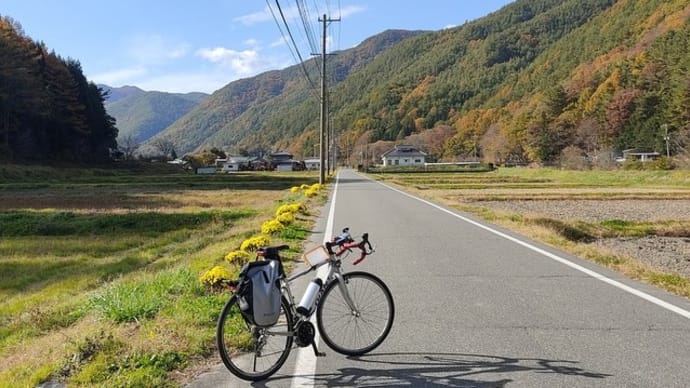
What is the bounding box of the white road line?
[291,173,339,388]
[374,177,690,320]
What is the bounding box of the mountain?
[147,30,424,155]
[0,17,117,162]
[99,85,146,104]
[102,86,208,143]
[150,0,690,164]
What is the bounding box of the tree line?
[0,16,117,163]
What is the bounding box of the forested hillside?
[4,0,689,166]
[150,0,689,166]
[103,87,208,144]
[0,16,117,162]
[148,30,423,155]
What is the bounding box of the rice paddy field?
[370,168,690,299]
[0,163,323,387]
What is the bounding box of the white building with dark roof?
[381,144,427,167]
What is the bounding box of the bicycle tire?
[216,294,294,381]
[316,271,394,356]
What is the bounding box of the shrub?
[276,212,295,225]
[304,188,318,197]
[261,219,286,235]
[275,203,307,217]
[240,235,270,251]
[290,186,301,193]
[650,157,674,170]
[199,266,232,288]
[224,250,250,264]
[91,270,196,323]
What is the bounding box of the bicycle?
[216,228,395,381]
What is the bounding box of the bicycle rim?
[317,271,394,356]
[216,295,293,381]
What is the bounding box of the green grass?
[90,269,199,323]
[0,164,324,386]
[0,210,254,237]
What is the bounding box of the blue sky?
[3,1,514,94]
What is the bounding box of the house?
[195,167,216,174]
[381,144,427,167]
[219,156,255,172]
[619,149,661,162]
[269,151,296,171]
[304,158,320,170]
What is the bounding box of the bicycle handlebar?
[325,228,374,265]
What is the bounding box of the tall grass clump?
[91,269,199,323]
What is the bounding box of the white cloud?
[233,6,273,26]
[243,38,260,47]
[234,4,301,26]
[196,47,260,76]
[339,5,366,18]
[270,37,287,48]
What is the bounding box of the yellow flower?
[276,212,294,225]
[290,186,301,193]
[240,235,271,251]
[304,188,318,197]
[276,203,307,217]
[200,266,231,287]
[225,250,250,264]
[261,219,285,235]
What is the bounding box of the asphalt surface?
[189,169,690,387]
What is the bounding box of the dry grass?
[0,168,324,386]
[373,168,690,299]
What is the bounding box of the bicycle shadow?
[254,351,611,387]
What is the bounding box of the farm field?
[0,164,323,387]
[370,168,690,299]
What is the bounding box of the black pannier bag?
[236,260,281,327]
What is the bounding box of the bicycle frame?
[261,250,359,343]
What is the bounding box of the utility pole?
[317,14,339,184]
[663,123,670,158]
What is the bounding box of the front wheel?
[316,271,394,356]
[217,294,294,381]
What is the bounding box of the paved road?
[190,169,690,387]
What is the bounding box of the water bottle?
[297,278,323,315]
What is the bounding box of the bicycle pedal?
[311,342,326,357]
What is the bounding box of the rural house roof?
[381,145,427,158]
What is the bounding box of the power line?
[266,0,319,93]
[296,0,319,54]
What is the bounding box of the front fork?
[333,272,360,317]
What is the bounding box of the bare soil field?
[470,199,690,278]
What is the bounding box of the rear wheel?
[317,271,394,356]
[217,295,293,381]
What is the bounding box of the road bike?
[216,228,395,381]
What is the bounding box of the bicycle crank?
[295,321,325,357]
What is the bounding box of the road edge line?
[290,172,339,387]
[372,176,690,320]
